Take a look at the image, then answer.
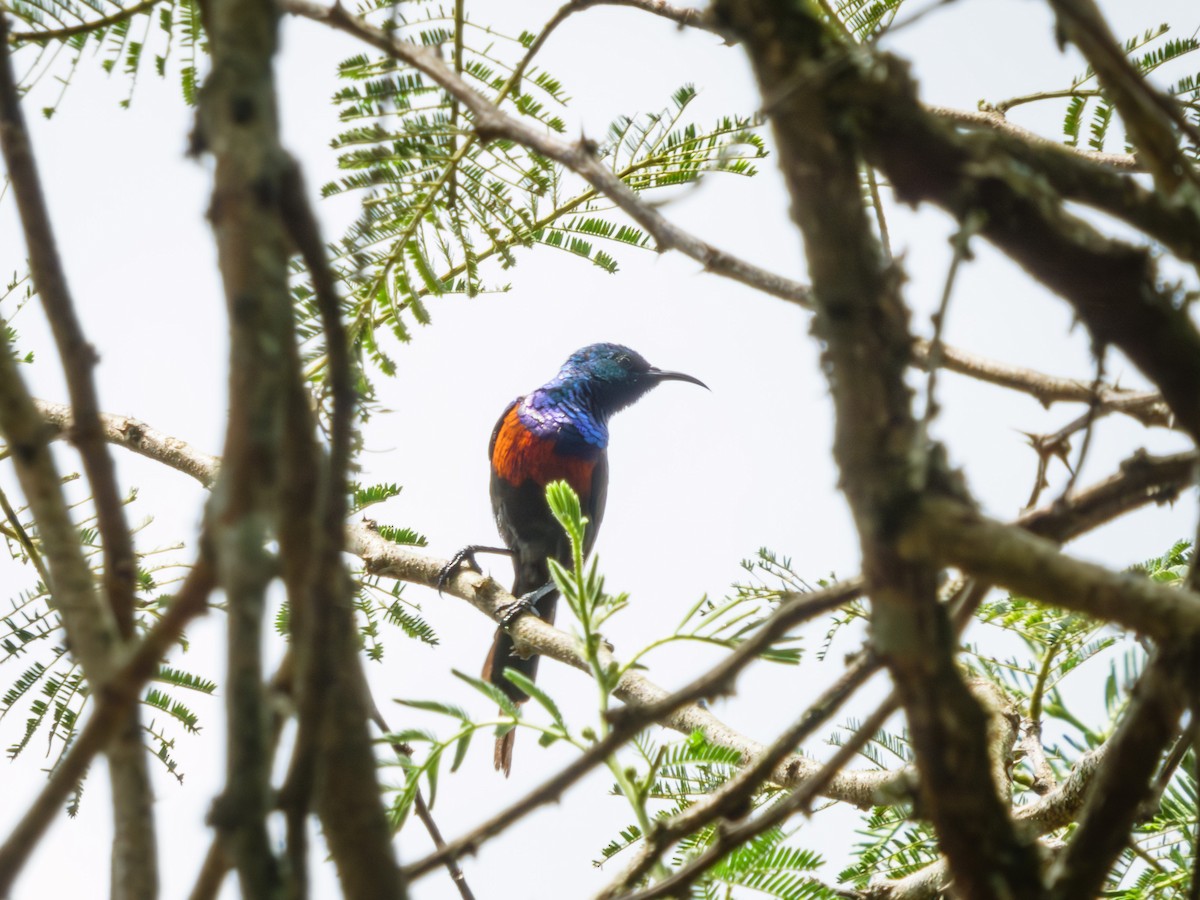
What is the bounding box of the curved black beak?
[648,367,710,391]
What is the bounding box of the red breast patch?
[491,405,595,501]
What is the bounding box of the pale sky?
[1,0,1198,897]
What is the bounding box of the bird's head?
[556,343,708,416]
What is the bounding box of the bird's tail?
[483,560,558,775]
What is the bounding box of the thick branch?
[927,105,1137,169]
[195,0,292,890]
[907,496,1200,642]
[714,3,1042,897]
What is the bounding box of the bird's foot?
[436,544,513,595]
[497,582,556,626]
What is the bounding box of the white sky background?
[2,0,1200,897]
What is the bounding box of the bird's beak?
[649,367,710,391]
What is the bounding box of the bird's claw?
[497,582,556,626]
[437,544,516,596]
[436,546,484,596]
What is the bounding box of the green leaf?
[451,669,521,719]
[502,668,566,731]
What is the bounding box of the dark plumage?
[482,343,706,774]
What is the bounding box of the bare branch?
[1046,652,1189,900]
[275,158,403,898]
[194,0,293,888]
[912,341,1172,429]
[36,400,219,487]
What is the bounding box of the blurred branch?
[1045,651,1188,900]
[1045,0,1199,192]
[928,104,1138,169]
[193,0,293,889]
[6,0,165,43]
[910,495,1200,642]
[275,157,403,898]
[0,14,153,894]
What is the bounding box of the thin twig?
[1056,349,1107,501]
[7,0,165,43]
[911,341,1172,428]
[919,209,983,436]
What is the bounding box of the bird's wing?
[488,396,521,460]
[583,451,608,558]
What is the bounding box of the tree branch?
[714,3,1042,896]
[912,340,1173,429]
[6,0,165,44]
[280,0,811,308]
[193,0,293,889]
[908,496,1200,642]
[1044,0,1199,192]
[275,158,404,899]
[852,55,1200,442]
[927,104,1138,169]
[1046,651,1189,900]
[36,400,220,487]
[0,15,155,895]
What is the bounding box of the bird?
[443,343,707,775]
